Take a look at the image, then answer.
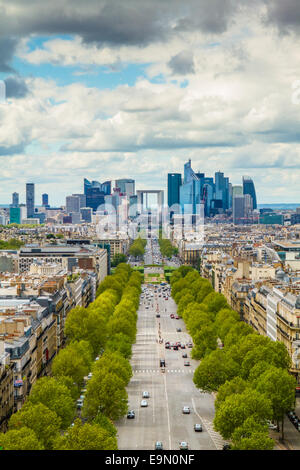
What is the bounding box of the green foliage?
[0,427,44,450]
[231,417,274,450]
[53,419,118,450]
[129,237,146,258]
[111,253,127,267]
[214,389,273,440]
[193,350,240,392]
[215,377,249,410]
[27,377,75,429]
[158,238,177,258]
[0,238,24,250]
[8,403,61,449]
[52,340,93,386]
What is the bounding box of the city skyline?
[0,1,300,205]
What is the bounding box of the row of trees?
[129,236,146,258]
[0,238,24,249]
[170,267,296,450]
[0,263,142,450]
[158,237,178,259]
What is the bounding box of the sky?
[0,0,300,206]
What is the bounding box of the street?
[116,275,226,450]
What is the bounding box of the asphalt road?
[116,278,225,450]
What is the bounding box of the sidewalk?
[270,397,300,450]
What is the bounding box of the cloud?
[0,37,18,72]
[265,0,300,34]
[4,76,29,98]
[168,50,195,75]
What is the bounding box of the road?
[116,273,225,450]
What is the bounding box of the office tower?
[12,192,19,207]
[84,178,106,211]
[70,212,81,224]
[180,160,202,215]
[26,183,35,218]
[66,195,80,213]
[243,176,257,210]
[233,194,253,224]
[129,195,138,218]
[115,179,135,196]
[232,185,243,198]
[42,193,49,206]
[80,207,92,223]
[214,171,229,210]
[10,205,26,224]
[72,194,86,208]
[168,173,182,208]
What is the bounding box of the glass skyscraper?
[84,178,110,211]
[243,176,257,210]
[26,183,35,218]
[168,173,182,208]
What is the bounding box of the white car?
[182,406,190,414]
[142,391,150,398]
[141,400,148,407]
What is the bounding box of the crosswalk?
[133,369,195,374]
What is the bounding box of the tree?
[223,321,253,349]
[193,349,239,393]
[215,377,249,410]
[231,417,274,450]
[27,377,75,429]
[192,324,218,359]
[92,351,132,386]
[106,333,132,359]
[240,343,291,379]
[111,253,127,267]
[8,403,61,449]
[0,427,44,450]
[82,370,128,420]
[93,413,117,437]
[213,389,273,440]
[52,340,93,386]
[53,419,118,450]
[196,281,214,304]
[255,367,296,440]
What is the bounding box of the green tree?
[192,324,218,359]
[111,253,127,267]
[52,340,93,386]
[83,370,128,420]
[0,427,44,450]
[255,367,296,439]
[93,413,117,437]
[8,403,61,449]
[213,389,273,440]
[231,417,274,450]
[215,377,249,410]
[106,333,133,359]
[193,349,239,392]
[53,419,118,450]
[27,377,75,429]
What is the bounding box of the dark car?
[184,361,190,366]
[156,314,160,318]
[160,359,166,367]
[165,343,170,349]
[182,353,188,358]
[222,444,231,450]
[127,410,135,419]
[176,328,182,332]
[155,441,163,450]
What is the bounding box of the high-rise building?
[233,194,253,225]
[168,173,182,210]
[115,179,135,196]
[243,176,257,210]
[66,195,80,214]
[180,160,202,215]
[12,192,19,207]
[232,185,243,198]
[26,183,35,218]
[42,193,49,206]
[84,178,107,211]
[72,194,86,208]
[80,207,92,223]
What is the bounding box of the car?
[222,444,231,450]
[267,420,278,430]
[160,359,166,367]
[143,391,150,398]
[182,406,190,414]
[184,361,190,366]
[173,345,178,350]
[170,314,175,319]
[76,399,84,408]
[141,400,148,407]
[156,314,160,318]
[187,342,193,348]
[194,424,202,432]
[176,328,182,332]
[165,343,170,349]
[175,316,180,320]
[127,410,135,419]
[179,441,189,450]
[182,353,188,358]
[181,343,186,349]
[155,441,163,450]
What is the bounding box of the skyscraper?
[12,192,19,207]
[115,179,135,196]
[66,195,81,213]
[84,178,107,211]
[168,173,182,208]
[180,160,202,215]
[243,176,257,210]
[26,183,35,218]
[42,193,49,206]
